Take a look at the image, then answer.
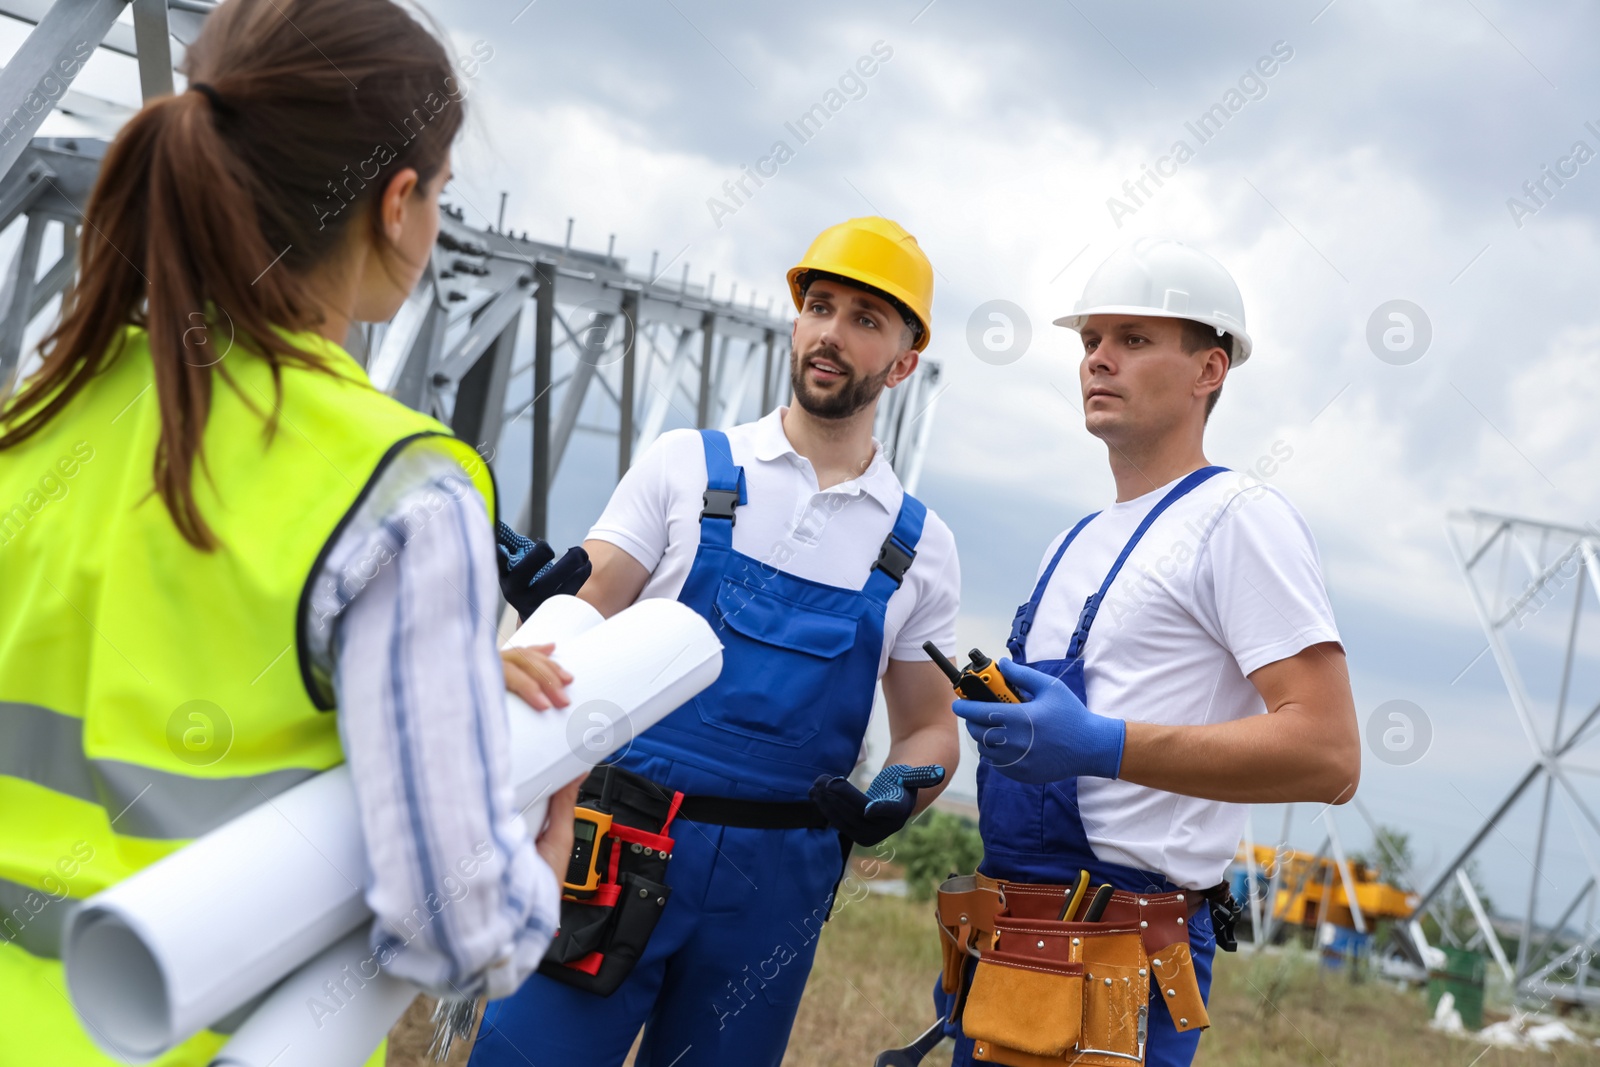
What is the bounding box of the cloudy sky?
[411,0,1600,931]
[22,0,1600,931]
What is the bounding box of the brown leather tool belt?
[936,872,1210,1066]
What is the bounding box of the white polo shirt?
[1022,469,1341,889]
[588,408,960,675]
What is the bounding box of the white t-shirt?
[588,408,961,675]
[1022,469,1342,889]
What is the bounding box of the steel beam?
[759,329,776,413]
[1412,763,1542,917]
[714,338,758,432]
[527,260,555,539]
[431,273,530,384]
[1455,869,1513,981]
[0,157,51,234]
[1323,811,1366,934]
[617,288,638,478]
[1519,775,1559,981]
[696,311,714,428]
[27,220,75,320]
[130,0,174,101]
[450,309,518,458]
[0,211,46,376]
[388,299,448,412]
[0,0,125,181]
[1527,879,1595,979]
[634,326,693,455]
[550,308,613,472]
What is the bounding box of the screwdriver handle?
[1082,883,1115,923]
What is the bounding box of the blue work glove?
[810,763,946,846]
[495,521,592,621]
[951,658,1126,785]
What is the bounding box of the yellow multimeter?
[563,806,614,894]
[924,642,1021,704]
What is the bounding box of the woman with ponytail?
[0,2,573,1063]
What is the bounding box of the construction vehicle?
[1230,843,1419,950]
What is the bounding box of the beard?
[790,344,895,420]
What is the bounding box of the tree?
[883,810,983,902]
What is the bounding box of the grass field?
[388,889,1600,1066]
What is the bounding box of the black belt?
[676,794,829,830]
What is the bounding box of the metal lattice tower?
[1402,511,1600,1007]
[0,0,944,542]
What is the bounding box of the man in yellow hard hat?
[470,218,963,1066]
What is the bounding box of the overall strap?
[864,490,927,603]
[1065,465,1228,658]
[1007,511,1099,660]
[696,429,747,550]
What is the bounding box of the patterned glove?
[810,763,946,846]
[495,520,592,621]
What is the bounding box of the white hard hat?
[1055,237,1253,364]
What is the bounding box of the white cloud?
[437,0,1600,908]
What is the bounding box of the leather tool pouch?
[938,875,1210,1064]
[936,874,1005,1018]
[1098,888,1211,1033]
[538,765,680,996]
[968,914,1148,1067]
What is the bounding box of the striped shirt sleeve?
[315,448,561,999]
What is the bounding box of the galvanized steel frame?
[0,2,944,547]
[1406,510,1600,1006]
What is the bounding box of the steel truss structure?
[351,210,942,538]
[0,0,944,544]
[1397,511,1600,1007]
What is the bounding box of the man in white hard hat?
[940,237,1359,1067]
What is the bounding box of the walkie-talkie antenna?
[923,641,964,686]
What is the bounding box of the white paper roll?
[500,593,604,834]
[206,930,416,1067]
[500,593,602,649]
[66,597,720,1063]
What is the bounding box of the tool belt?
[538,764,834,996]
[936,873,1219,1066]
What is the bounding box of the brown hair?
[0,0,464,548]
[1180,319,1232,419]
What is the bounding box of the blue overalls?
[473,429,927,1067]
[938,467,1226,1067]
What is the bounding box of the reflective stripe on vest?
[0,326,496,975]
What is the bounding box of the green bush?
[885,809,983,902]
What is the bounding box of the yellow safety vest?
[0,326,495,1065]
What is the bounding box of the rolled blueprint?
[206,929,416,1067]
[501,592,603,647]
[499,592,604,835]
[65,596,720,1063]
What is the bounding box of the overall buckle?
[1065,592,1100,658]
[700,488,740,524]
[874,537,915,586]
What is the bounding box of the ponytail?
[0,0,464,549]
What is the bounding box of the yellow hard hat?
[786,216,934,352]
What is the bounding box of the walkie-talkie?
[924,641,1021,703]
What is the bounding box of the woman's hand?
[500,643,573,710]
[535,775,583,875]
